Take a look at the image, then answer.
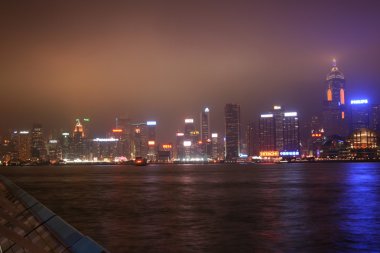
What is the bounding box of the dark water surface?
[1,163,380,252]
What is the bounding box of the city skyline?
[1,1,380,141]
[1,59,379,145]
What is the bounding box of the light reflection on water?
[338,163,380,251]
[1,163,380,253]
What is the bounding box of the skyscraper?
[370,104,380,133]
[273,105,285,151]
[200,107,211,158]
[322,59,348,137]
[31,123,46,161]
[259,113,275,151]
[350,99,370,132]
[131,123,148,159]
[175,132,185,160]
[259,106,300,157]
[200,107,210,143]
[224,104,240,161]
[146,121,157,161]
[115,117,132,159]
[72,119,86,159]
[184,118,196,140]
[11,130,31,162]
[283,112,300,152]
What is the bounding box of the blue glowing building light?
[350,99,368,105]
[280,151,300,156]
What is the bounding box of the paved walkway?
[0,175,109,253]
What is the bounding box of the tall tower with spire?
[322,59,348,137]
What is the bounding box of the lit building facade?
[146,121,157,161]
[259,113,275,151]
[72,119,87,159]
[131,123,148,159]
[348,128,378,159]
[115,117,132,159]
[200,107,211,158]
[211,133,225,161]
[370,104,380,133]
[31,123,46,161]
[308,115,325,157]
[225,104,240,161]
[273,106,284,151]
[283,112,300,152]
[175,132,185,160]
[350,99,370,132]
[91,138,119,160]
[11,130,31,162]
[200,107,210,142]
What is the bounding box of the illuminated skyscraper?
[370,104,380,133]
[322,59,348,137]
[246,121,260,156]
[259,113,275,151]
[200,107,211,158]
[350,99,370,132]
[259,106,300,157]
[82,117,91,138]
[11,130,31,162]
[283,112,300,152]
[175,132,185,160]
[115,117,132,159]
[131,123,148,159]
[273,106,285,151]
[31,124,46,161]
[72,119,86,159]
[225,104,240,161]
[200,107,210,142]
[211,133,225,160]
[184,118,196,140]
[146,121,157,161]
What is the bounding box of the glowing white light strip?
[261,114,273,118]
[350,99,368,105]
[284,112,297,117]
[93,138,118,142]
[146,121,157,126]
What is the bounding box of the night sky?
[1,0,380,141]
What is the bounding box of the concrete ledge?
[0,175,109,253]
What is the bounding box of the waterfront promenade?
[0,175,108,253]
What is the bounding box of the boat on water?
[134,157,148,166]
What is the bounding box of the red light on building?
[112,129,123,133]
[312,133,322,138]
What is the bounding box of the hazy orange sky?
[1,0,380,141]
